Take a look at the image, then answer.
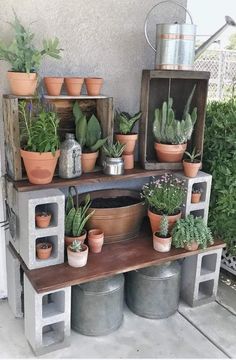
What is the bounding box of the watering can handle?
[144,0,194,52]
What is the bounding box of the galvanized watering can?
[144,0,236,70]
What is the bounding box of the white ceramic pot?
[67,244,88,267]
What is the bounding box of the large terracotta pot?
[64,230,87,247]
[65,77,84,96]
[67,244,88,268]
[183,160,202,177]
[115,134,138,155]
[184,242,199,251]
[7,71,37,96]
[148,209,181,233]
[20,149,60,184]
[85,77,103,96]
[44,77,64,96]
[154,142,187,163]
[153,233,172,253]
[78,189,146,244]
[81,151,98,173]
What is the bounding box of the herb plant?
[116,110,142,134]
[184,148,201,163]
[103,141,126,158]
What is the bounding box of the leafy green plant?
[69,240,84,253]
[73,102,107,152]
[203,98,236,255]
[116,110,142,134]
[159,215,169,237]
[172,215,214,249]
[184,148,201,163]
[0,12,62,73]
[103,141,126,158]
[153,85,197,144]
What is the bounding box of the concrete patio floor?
[0,273,235,359]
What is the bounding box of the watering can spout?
[195,16,236,60]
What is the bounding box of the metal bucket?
[71,274,124,336]
[125,261,181,319]
[178,24,196,70]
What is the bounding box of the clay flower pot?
[85,77,103,96]
[65,77,84,96]
[67,244,88,268]
[88,229,104,253]
[44,77,64,96]
[191,192,201,203]
[154,143,187,163]
[184,242,199,251]
[36,243,52,260]
[7,71,37,96]
[20,149,60,185]
[122,154,134,170]
[65,230,87,247]
[153,233,172,252]
[81,151,98,173]
[183,160,202,177]
[148,209,181,234]
[35,213,52,228]
[115,134,138,155]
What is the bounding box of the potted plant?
[36,242,52,260]
[85,77,103,96]
[183,148,202,177]
[67,240,88,268]
[191,187,202,203]
[44,77,64,96]
[141,173,186,233]
[0,12,62,96]
[19,100,60,184]
[115,110,142,153]
[102,141,126,175]
[172,215,214,251]
[88,229,104,253]
[35,211,52,228]
[73,102,107,173]
[153,86,197,162]
[153,215,172,253]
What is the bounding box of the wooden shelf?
[3,94,110,100]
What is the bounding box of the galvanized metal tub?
[125,261,181,319]
[71,274,124,336]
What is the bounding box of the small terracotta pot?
[115,134,138,155]
[183,160,202,177]
[81,151,98,173]
[44,77,64,96]
[191,193,201,203]
[154,142,187,163]
[148,209,181,234]
[184,242,199,251]
[36,243,52,260]
[88,229,104,253]
[35,213,52,228]
[64,230,87,247]
[67,244,88,268]
[7,71,37,96]
[153,233,172,252]
[85,77,103,96]
[122,154,134,170]
[65,77,84,96]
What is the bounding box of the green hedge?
[203,98,236,255]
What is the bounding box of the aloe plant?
[184,148,201,163]
[103,141,126,158]
[116,110,142,134]
[69,240,84,252]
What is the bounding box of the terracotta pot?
[115,134,138,155]
[65,77,84,96]
[183,160,202,177]
[191,193,201,203]
[20,149,60,185]
[81,151,98,173]
[154,142,187,163]
[153,233,172,252]
[35,213,52,228]
[44,77,64,96]
[36,243,52,260]
[122,154,134,170]
[148,209,181,234]
[7,71,37,96]
[64,230,87,247]
[184,242,199,251]
[67,244,88,268]
[85,77,103,96]
[88,229,104,253]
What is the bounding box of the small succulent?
[116,110,142,135]
[159,215,169,237]
[184,148,201,163]
[38,242,51,249]
[103,141,126,158]
[192,186,202,194]
[69,240,83,253]
[37,211,50,217]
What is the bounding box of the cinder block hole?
[35,203,58,228]
[42,291,65,318]
[190,209,205,219]
[191,182,207,202]
[200,253,217,275]
[198,279,214,300]
[35,236,58,262]
[42,321,65,347]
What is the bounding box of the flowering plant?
[141,173,186,215]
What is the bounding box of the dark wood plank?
[150,70,210,80]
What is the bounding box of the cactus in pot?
[153,215,172,253]
[67,240,89,268]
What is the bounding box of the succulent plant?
[103,141,126,158]
[116,110,142,134]
[69,240,84,252]
[184,148,201,163]
[159,215,169,237]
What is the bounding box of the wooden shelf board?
[3,94,109,100]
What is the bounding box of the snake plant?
[116,110,142,134]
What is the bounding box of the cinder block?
[6,245,23,318]
[24,275,71,356]
[181,248,222,307]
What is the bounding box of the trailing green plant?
[159,215,169,237]
[172,215,214,249]
[69,240,84,252]
[116,110,142,134]
[19,100,60,154]
[103,141,126,158]
[184,148,201,163]
[141,173,186,215]
[153,85,197,145]
[0,12,62,73]
[203,98,236,255]
[73,102,107,152]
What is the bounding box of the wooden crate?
[139,70,210,170]
[3,95,114,181]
